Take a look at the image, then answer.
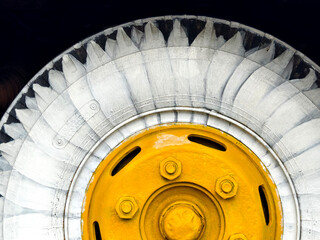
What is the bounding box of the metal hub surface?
[81,123,282,239]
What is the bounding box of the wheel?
[0,15,319,240]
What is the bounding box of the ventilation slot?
[188,135,226,151]
[259,185,270,225]
[94,221,102,240]
[111,147,141,176]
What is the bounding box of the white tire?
[0,15,319,240]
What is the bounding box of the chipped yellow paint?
[82,124,282,239]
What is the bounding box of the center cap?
[160,202,205,240]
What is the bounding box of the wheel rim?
[81,123,282,239]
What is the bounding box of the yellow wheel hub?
[81,124,282,239]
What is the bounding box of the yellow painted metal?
[160,157,182,180]
[82,124,282,240]
[159,202,205,239]
[215,175,238,199]
[115,196,139,219]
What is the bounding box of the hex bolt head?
[215,175,238,199]
[229,233,248,240]
[160,157,182,180]
[115,197,139,219]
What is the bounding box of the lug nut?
[160,157,182,180]
[120,201,133,214]
[221,180,234,193]
[229,233,248,240]
[115,197,139,219]
[215,175,238,199]
[165,161,177,175]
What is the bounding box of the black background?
[0,0,319,117]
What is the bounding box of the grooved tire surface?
[0,16,320,240]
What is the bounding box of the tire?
[0,15,319,240]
